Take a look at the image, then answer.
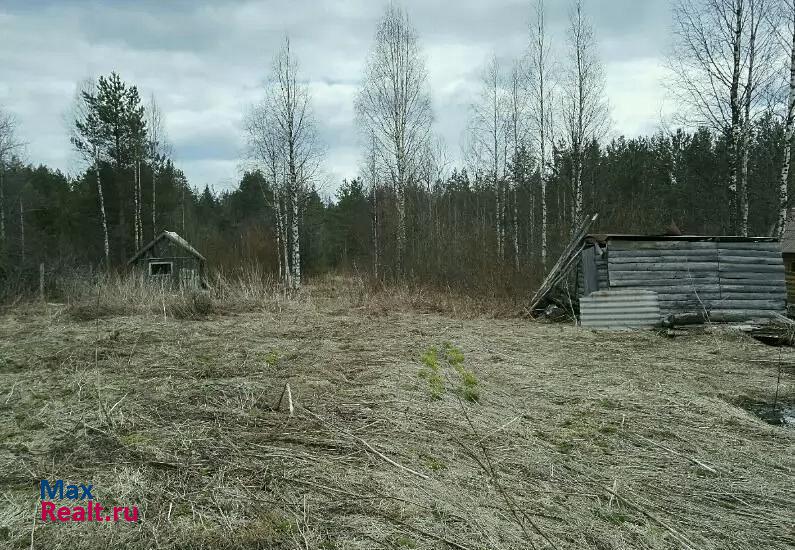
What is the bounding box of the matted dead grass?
[0,276,792,549]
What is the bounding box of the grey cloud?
[0,0,674,192]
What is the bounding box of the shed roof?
[127,231,206,265]
[585,233,779,246]
[781,208,795,254]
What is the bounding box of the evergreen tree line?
[2,0,795,294]
[1,116,792,291]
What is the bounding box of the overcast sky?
[0,0,674,196]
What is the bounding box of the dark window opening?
[149,262,172,276]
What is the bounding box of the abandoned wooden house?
[574,235,786,328]
[128,230,206,288]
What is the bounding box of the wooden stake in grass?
[39,262,44,302]
[275,382,294,416]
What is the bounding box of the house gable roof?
[127,231,206,265]
[585,233,779,246]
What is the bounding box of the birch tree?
[738,0,777,234]
[0,107,23,246]
[356,3,432,273]
[467,55,509,261]
[248,108,291,287]
[247,38,321,290]
[776,0,795,236]
[669,0,775,235]
[507,60,530,270]
[528,0,555,272]
[71,80,110,266]
[128,99,146,251]
[361,131,381,279]
[147,95,170,239]
[561,0,609,229]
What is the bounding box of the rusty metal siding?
[580,290,661,329]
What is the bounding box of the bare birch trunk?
[290,181,300,290]
[0,165,4,243]
[778,6,795,237]
[563,0,607,233]
[95,147,110,267]
[138,161,143,244]
[275,219,283,284]
[740,129,751,236]
[495,179,502,260]
[152,166,157,238]
[357,6,431,276]
[513,185,519,270]
[739,0,760,237]
[397,185,406,272]
[573,146,583,230]
[540,170,547,270]
[281,190,292,289]
[137,159,143,245]
[275,187,290,288]
[18,196,24,265]
[531,0,551,273]
[371,185,379,280]
[273,187,283,283]
[500,180,506,260]
[181,182,185,233]
[493,73,503,263]
[133,161,140,251]
[728,1,744,232]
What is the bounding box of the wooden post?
[39,262,44,301]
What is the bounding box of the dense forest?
[1,0,794,293]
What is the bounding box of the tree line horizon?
[1,0,794,293]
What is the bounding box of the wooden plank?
[708,309,783,318]
[581,246,599,295]
[610,240,717,251]
[717,264,784,273]
[714,255,783,264]
[712,299,785,309]
[719,293,785,300]
[608,262,717,271]
[719,284,786,293]
[529,213,599,312]
[607,284,720,293]
[609,247,719,256]
[610,279,718,290]
[609,254,718,265]
[610,270,719,280]
[653,294,722,301]
[716,241,780,250]
[717,272,785,280]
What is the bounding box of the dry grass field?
[0,275,792,549]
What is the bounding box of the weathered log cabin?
[577,234,786,328]
[128,230,206,288]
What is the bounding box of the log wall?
[606,239,785,319]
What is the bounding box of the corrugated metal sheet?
[580,290,661,329]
